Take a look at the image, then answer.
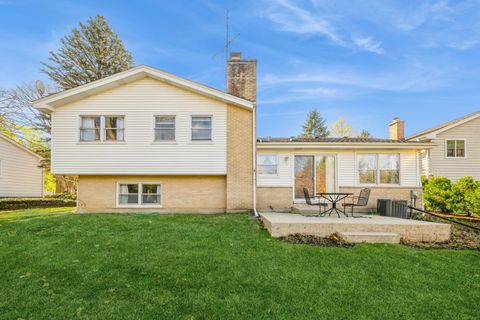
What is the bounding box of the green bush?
[423,176,480,215]
[0,198,76,210]
[423,177,452,212]
[447,177,478,215]
[45,193,77,200]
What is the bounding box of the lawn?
[0,208,479,320]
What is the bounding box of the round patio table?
[317,192,353,218]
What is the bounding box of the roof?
[407,111,480,140]
[0,133,43,160]
[33,65,254,113]
[257,136,433,149]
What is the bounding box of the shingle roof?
[257,137,430,144]
[407,111,480,140]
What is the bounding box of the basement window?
[118,183,162,207]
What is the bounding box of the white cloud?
[264,0,345,46]
[353,37,384,54]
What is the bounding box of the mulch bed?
[282,232,355,248]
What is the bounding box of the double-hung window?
[118,183,161,206]
[80,116,101,141]
[155,116,175,141]
[257,154,278,175]
[191,116,212,141]
[446,139,466,158]
[80,115,124,142]
[357,154,400,185]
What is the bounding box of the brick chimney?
[226,52,257,103]
[389,117,405,140]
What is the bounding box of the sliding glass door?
[294,155,336,200]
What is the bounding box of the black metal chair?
[303,187,328,216]
[342,188,371,216]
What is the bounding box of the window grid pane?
[80,116,101,141]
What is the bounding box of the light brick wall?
[77,175,226,213]
[257,187,292,210]
[339,186,423,212]
[226,105,254,211]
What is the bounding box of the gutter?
[252,102,259,218]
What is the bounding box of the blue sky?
[1,0,479,138]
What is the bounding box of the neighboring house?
[0,133,43,197]
[34,52,432,213]
[407,111,480,181]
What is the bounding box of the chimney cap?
[389,117,403,125]
[230,52,242,60]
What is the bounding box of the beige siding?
[0,136,43,197]
[429,116,480,181]
[51,77,227,175]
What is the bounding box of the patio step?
[339,232,401,244]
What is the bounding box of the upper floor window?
[80,116,124,142]
[446,139,465,158]
[155,116,175,141]
[191,116,212,141]
[357,153,400,185]
[257,154,278,175]
[80,116,101,141]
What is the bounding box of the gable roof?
[407,111,480,140]
[257,136,433,149]
[33,65,254,113]
[0,133,43,160]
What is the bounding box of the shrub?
[465,184,480,215]
[0,198,76,210]
[447,177,478,215]
[45,193,77,200]
[423,177,452,212]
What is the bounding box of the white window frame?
[257,154,279,176]
[116,182,162,208]
[191,115,213,141]
[356,153,401,186]
[445,139,467,158]
[79,115,125,143]
[154,115,176,142]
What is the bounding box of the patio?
[260,212,451,243]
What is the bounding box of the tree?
[330,117,354,137]
[300,109,330,138]
[358,129,371,138]
[42,15,133,90]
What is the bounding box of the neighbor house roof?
[0,133,43,160]
[33,65,254,113]
[257,137,433,149]
[407,111,480,140]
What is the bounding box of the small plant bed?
[0,197,76,210]
[405,214,480,250]
[282,232,354,248]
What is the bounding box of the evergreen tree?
[42,15,133,90]
[330,117,355,137]
[300,109,330,138]
[358,129,372,138]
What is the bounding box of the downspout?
[252,102,259,217]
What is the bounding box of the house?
[34,52,432,213]
[0,133,43,197]
[407,111,480,181]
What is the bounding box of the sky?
[0,0,479,138]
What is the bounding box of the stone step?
[340,232,401,244]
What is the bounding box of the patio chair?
[342,188,371,216]
[303,187,328,216]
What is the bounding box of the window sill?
[151,141,178,145]
[189,140,214,145]
[77,141,127,145]
[116,205,163,209]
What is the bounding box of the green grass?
[0,208,479,320]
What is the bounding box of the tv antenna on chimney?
[212,9,240,61]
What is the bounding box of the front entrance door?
[294,155,336,201]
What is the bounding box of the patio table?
[317,192,353,218]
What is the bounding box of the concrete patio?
[260,212,451,243]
